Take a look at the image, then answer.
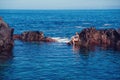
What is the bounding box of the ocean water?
[0,10,120,80]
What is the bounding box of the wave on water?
[103,24,112,26]
[52,37,70,43]
[82,23,91,24]
[98,27,111,29]
[75,26,86,29]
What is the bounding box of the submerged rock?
[13,31,56,42]
[0,18,14,53]
[68,27,120,50]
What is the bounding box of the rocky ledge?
[13,31,56,42]
[68,27,120,50]
[0,18,14,53]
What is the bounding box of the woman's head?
[76,32,79,35]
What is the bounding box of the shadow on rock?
[0,51,13,62]
[0,17,14,59]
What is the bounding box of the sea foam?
[52,37,70,43]
[103,24,111,26]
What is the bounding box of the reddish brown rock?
[0,18,14,53]
[41,37,56,42]
[68,27,120,50]
[13,34,21,40]
[13,31,56,42]
[21,31,44,41]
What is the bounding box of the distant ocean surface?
[0,10,120,80]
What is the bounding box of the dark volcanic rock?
[21,31,44,41]
[13,31,56,42]
[0,18,14,53]
[68,27,120,50]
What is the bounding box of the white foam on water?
[103,24,111,26]
[52,37,70,43]
[75,26,85,29]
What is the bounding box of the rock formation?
[0,18,14,53]
[13,31,56,42]
[1,17,120,53]
[68,27,120,50]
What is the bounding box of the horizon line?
[0,8,120,10]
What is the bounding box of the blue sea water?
[0,10,120,80]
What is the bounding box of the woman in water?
[72,32,80,46]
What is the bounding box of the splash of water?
[52,37,70,43]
